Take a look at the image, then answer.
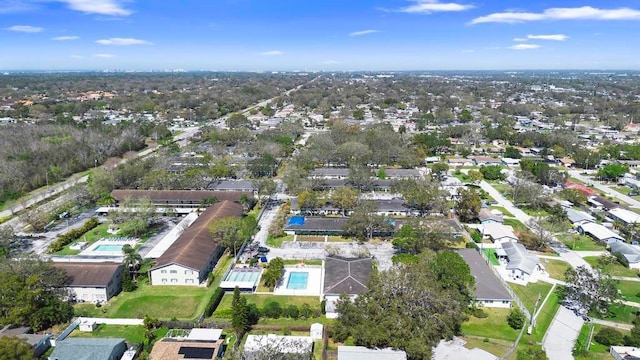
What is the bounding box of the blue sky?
[2,0,640,70]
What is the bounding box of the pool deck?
[79,238,139,256]
[273,266,323,296]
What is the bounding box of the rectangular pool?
[286,272,309,290]
[93,244,124,252]
[287,216,305,226]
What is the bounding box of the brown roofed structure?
[111,190,252,205]
[323,257,373,295]
[54,262,123,287]
[149,339,223,360]
[153,200,244,272]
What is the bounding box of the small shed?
[310,323,323,340]
[79,319,96,332]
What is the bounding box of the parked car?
[257,246,270,253]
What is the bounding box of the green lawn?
[488,206,514,218]
[594,303,640,324]
[521,207,549,217]
[617,280,640,303]
[557,235,605,251]
[503,218,527,233]
[542,259,571,281]
[482,248,499,265]
[282,259,322,266]
[574,323,626,360]
[266,234,294,247]
[452,172,470,183]
[210,253,233,288]
[69,325,168,344]
[461,308,520,342]
[530,291,561,342]
[511,282,553,314]
[462,336,513,359]
[584,256,638,277]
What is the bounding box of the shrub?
[285,305,299,319]
[465,242,478,249]
[471,230,482,243]
[48,217,99,253]
[282,326,291,336]
[507,308,527,330]
[262,301,282,318]
[594,327,624,346]
[300,303,313,319]
[203,287,225,318]
[470,307,488,318]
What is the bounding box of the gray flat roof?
[456,249,512,302]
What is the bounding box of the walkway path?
[569,171,640,208]
[590,318,633,331]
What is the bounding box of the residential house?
[620,173,640,189]
[243,334,313,359]
[610,241,640,269]
[448,158,474,167]
[385,168,421,180]
[478,209,504,224]
[49,338,127,360]
[110,190,252,208]
[608,208,640,226]
[323,257,374,319]
[53,262,123,303]
[471,156,501,166]
[501,158,521,167]
[0,325,51,357]
[309,168,349,180]
[149,328,224,360]
[482,223,519,244]
[577,222,625,244]
[500,241,541,283]
[149,201,244,285]
[456,249,512,308]
[566,208,595,226]
[206,180,256,193]
[611,346,640,360]
[338,346,407,360]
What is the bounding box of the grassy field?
[503,218,528,233]
[461,308,520,342]
[283,259,323,266]
[584,256,638,277]
[542,259,571,281]
[488,206,514,217]
[482,248,499,265]
[213,294,321,318]
[511,282,553,314]
[69,325,168,344]
[266,234,294,247]
[211,253,233,288]
[462,336,514,359]
[594,303,640,324]
[529,291,561,342]
[574,323,626,360]
[557,235,605,251]
[297,235,325,242]
[617,280,640,303]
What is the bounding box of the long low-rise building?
[111,190,253,208]
[578,222,624,244]
[456,249,512,308]
[54,262,123,303]
[149,201,244,286]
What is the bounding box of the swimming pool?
[93,244,125,252]
[286,271,309,290]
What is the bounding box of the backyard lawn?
[462,336,513,359]
[617,280,640,303]
[482,248,499,265]
[213,294,321,318]
[584,256,638,277]
[461,308,520,342]
[266,234,294,247]
[511,282,553,314]
[593,303,640,324]
[542,259,571,281]
[557,235,605,251]
[69,325,168,344]
[488,206,514,217]
[503,219,528,233]
[574,324,628,360]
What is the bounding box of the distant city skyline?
[1,0,640,71]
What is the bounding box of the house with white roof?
[608,208,640,226]
[244,334,313,359]
[500,241,541,284]
[611,345,640,360]
[566,208,595,226]
[482,223,518,244]
[578,222,625,245]
[610,241,640,269]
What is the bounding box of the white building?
[608,207,640,226]
[500,241,542,284]
[244,334,313,359]
[53,262,123,303]
[482,223,519,244]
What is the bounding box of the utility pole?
[529,293,542,334]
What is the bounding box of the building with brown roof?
[53,262,123,303]
[110,190,252,208]
[149,201,244,286]
[323,256,373,319]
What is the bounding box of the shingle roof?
[323,257,373,295]
[54,262,123,288]
[501,241,539,275]
[206,180,256,192]
[456,249,512,302]
[111,190,252,204]
[478,208,503,223]
[609,208,640,225]
[49,338,126,360]
[610,241,640,264]
[482,223,518,242]
[149,338,222,360]
[566,208,594,224]
[578,222,624,242]
[152,201,244,271]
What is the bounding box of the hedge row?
[203,287,225,318]
[48,217,99,253]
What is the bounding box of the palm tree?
[122,244,142,281]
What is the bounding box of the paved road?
[569,170,640,208]
[590,318,633,330]
[542,306,584,360]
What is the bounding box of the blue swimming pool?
[288,216,305,226]
[93,244,124,252]
[286,272,309,290]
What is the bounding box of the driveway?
[543,306,584,360]
[569,171,640,208]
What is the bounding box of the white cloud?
[52,35,79,41]
[349,29,380,36]
[5,25,42,32]
[96,37,152,46]
[396,0,474,14]
[259,50,283,56]
[527,34,569,41]
[509,43,541,50]
[59,0,131,16]
[512,37,528,42]
[471,6,640,24]
[93,53,115,58]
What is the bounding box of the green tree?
[563,265,619,316]
[347,165,375,191]
[343,200,392,242]
[231,287,250,337]
[598,163,628,181]
[457,188,481,223]
[479,165,504,181]
[330,187,359,216]
[297,189,320,214]
[504,146,522,159]
[227,112,251,128]
[353,109,365,120]
[392,178,448,216]
[262,257,284,290]
[430,162,449,180]
[507,308,527,329]
[122,244,143,280]
[0,336,34,360]
[468,170,483,184]
[516,346,547,360]
[209,217,252,258]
